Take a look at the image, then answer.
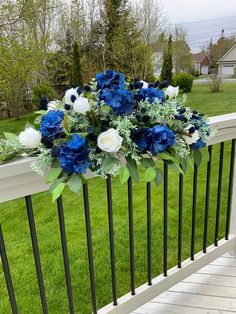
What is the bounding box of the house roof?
[218,43,236,63]
[192,52,211,64]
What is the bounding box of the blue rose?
[59,134,91,174]
[138,88,165,104]
[192,139,206,149]
[39,110,64,139]
[101,89,133,115]
[132,125,175,155]
[96,70,125,90]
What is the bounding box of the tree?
[71,41,82,86]
[160,35,173,83]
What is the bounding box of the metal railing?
[1,113,236,314]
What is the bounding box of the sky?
[161,0,236,51]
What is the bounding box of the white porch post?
[230,140,236,256]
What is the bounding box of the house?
[192,52,211,75]
[218,43,236,77]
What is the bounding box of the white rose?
[140,80,149,89]
[19,127,42,149]
[97,128,123,153]
[64,88,79,105]
[165,86,179,99]
[182,125,199,145]
[73,97,91,114]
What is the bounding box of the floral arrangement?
[0,70,212,201]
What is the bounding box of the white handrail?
[1,112,236,203]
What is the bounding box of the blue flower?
[132,125,175,155]
[138,88,165,104]
[39,110,64,139]
[59,134,91,174]
[193,139,206,149]
[101,89,133,115]
[96,70,125,90]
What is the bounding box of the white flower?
[19,127,42,149]
[47,100,59,111]
[140,80,149,89]
[73,97,91,114]
[97,128,123,153]
[165,86,179,99]
[64,88,79,106]
[182,125,199,145]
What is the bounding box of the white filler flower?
[165,86,179,99]
[97,128,123,153]
[19,127,42,148]
[140,80,149,89]
[73,97,91,114]
[64,88,80,106]
[182,125,199,145]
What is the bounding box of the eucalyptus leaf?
[157,152,175,161]
[35,110,48,115]
[187,157,194,171]
[119,166,129,184]
[4,132,19,144]
[126,157,139,183]
[46,168,62,183]
[67,175,82,194]
[168,161,185,175]
[193,149,202,167]
[154,168,164,187]
[49,178,65,193]
[180,158,187,173]
[201,148,210,162]
[103,156,120,172]
[141,158,155,168]
[145,167,156,182]
[52,183,65,202]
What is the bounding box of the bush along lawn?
[0,84,236,313]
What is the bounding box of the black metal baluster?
[226,139,236,240]
[163,163,168,276]
[215,142,224,246]
[0,225,18,314]
[128,177,135,295]
[147,182,152,285]
[82,183,97,314]
[178,173,183,268]
[203,145,212,253]
[106,175,117,306]
[191,164,198,261]
[57,196,74,314]
[25,195,48,314]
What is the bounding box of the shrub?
[209,74,222,93]
[32,81,57,109]
[173,72,194,92]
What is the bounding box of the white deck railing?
[1,112,236,314]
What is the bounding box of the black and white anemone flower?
[64,87,81,106]
[47,100,60,111]
[140,80,149,89]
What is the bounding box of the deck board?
[133,254,236,314]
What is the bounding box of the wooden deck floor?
[133,254,236,314]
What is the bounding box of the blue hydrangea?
[96,70,125,90]
[39,110,64,139]
[132,125,175,155]
[59,134,91,174]
[138,87,165,104]
[101,89,133,115]
[192,139,206,149]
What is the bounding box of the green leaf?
[46,168,62,183]
[126,157,139,183]
[52,183,65,202]
[145,167,156,182]
[67,175,82,194]
[4,132,19,144]
[25,121,34,129]
[193,149,202,167]
[168,161,185,175]
[119,166,129,184]
[141,158,156,168]
[201,148,210,162]
[103,156,120,172]
[180,158,187,173]
[35,110,48,115]
[187,157,194,171]
[154,168,164,187]
[157,152,175,161]
[49,178,65,193]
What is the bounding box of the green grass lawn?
[0,84,236,313]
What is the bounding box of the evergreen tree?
[71,41,82,86]
[160,35,173,83]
